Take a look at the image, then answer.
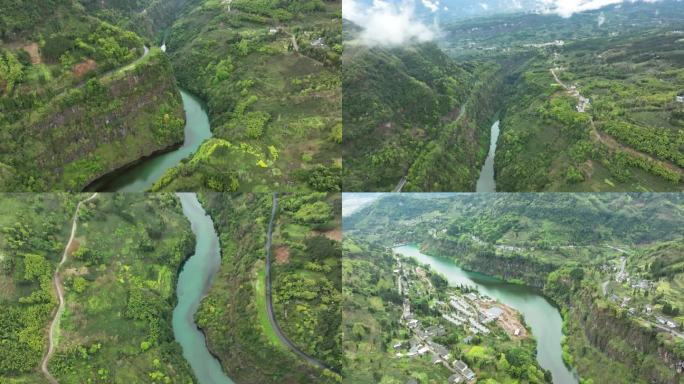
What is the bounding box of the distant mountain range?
[348,0,675,22]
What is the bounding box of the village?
[601,250,684,341]
[391,253,528,384]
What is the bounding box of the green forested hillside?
[78,0,186,41]
[0,194,75,381]
[0,194,195,383]
[440,1,684,191]
[343,38,499,191]
[0,0,185,191]
[343,1,684,192]
[149,0,342,192]
[345,193,684,383]
[194,192,341,383]
[494,31,684,192]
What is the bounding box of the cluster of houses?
[523,40,565,48]
[393,256,478,383]
[568,84,591,113]
[604,257,681,336]
[438,294,505,338]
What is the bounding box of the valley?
[343,0,684,192]
[343,192,684,383]
[1,0,341,192]
[0,192,342,383]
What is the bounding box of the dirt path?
[550,68,684,179]
[40,193,98,383]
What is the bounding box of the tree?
[23,253,49,281]
[304,236,339,261]
[72,276,87,293]
[293,201,333,224]
[0,51,24,95]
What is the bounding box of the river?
[85,90,211,192]
[394,244,578,384]
[174,193,234,384]
[475,120,500,192]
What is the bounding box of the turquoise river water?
[394,244,578,384]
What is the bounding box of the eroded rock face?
[24,50,184,190]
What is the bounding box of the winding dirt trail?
[40,193,98,383]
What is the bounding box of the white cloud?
[539,0,661,18]
[343,0,438,46]
[597,11,605,26]
[480,2,490,9]
[421,0,440,12]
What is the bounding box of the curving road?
[41,193,98,383]
[264,193,339,374]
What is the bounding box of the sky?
[344,0,664,45]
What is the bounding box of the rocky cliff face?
[422,237,556,288]
[9,49,184,191]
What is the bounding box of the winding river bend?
[85,90,211,192]
[174,193,234,384]
[394,244,578,384]
[475,120,500,192]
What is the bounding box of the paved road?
[264,193,339,374]
[41,193,98,383]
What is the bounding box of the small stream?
[174,193,234,384]
[85,89,211,192]
[394,244,578,384]
[475,120,500,192]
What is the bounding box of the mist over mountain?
[348,0,669,21]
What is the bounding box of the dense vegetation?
[194,192,341,383]
[150,0,342,192]
[343,1,683,192]
[78,0,186,41]
[442,1,684,191]
[343,237,549,383]
[271,193,342,369]
[0,194,75,381]
[0,0,185,191]
[342,33,501,191]
[0,194,195,383]
[345,193,684,383]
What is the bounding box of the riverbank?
[476,120,501,192]
[395,244,579,384]
[86,90,212,192]
[173,193,234,384]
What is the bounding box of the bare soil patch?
[314,228,342,241]
[275,245,290,264]
[67,238,80,256]
[23,42,41,64]
[73,59,97,78]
